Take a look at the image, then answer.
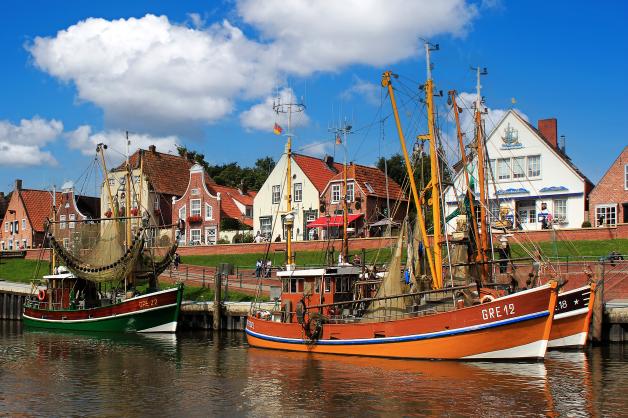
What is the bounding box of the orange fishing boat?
[247,43,558,361]
[548,283,595,348]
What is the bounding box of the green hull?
[23,287,183,333]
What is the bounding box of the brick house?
[316,163,407,238]
[0,191,10,231]
[172,164,256,245]
[588,146,628,226]
[103,145,194,229]
[1,179,61,250]
[53,181,100,249]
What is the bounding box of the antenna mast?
[273,92,306,270]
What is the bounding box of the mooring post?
[213,272,222,330]
[590,261,605,344]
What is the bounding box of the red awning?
[307,213,363,228]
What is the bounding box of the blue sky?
[0,0,626,196]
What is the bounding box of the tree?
[376,151,451,230]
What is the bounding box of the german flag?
[273,123,283,135]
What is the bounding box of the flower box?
[187,215,203,224]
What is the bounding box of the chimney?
[149,144,156,154]
[14,179,22,191]
[323,155,334,169]
[538,119,558,149]
[238,179,247,195]
[559,135,566,154]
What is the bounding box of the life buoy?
[480,294,495,304]
[305,313,323,340]
[37,289,47,301]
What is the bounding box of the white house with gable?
[444,110,593,232]
[253,152,342,241]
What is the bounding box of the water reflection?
[0,322,626,417]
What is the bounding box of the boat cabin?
[277,265,382,321]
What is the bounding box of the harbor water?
[0,321,626,417]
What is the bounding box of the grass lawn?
[0,258,50,283]
[509,238,628,259]
[182,247,395,269]
[181,238,628,268]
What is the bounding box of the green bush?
[232,233,254,244]
[581,220,592,228]
[217,237,230,244]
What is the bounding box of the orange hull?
[247,283,557,360]
[548,284,595,349]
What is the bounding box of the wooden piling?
[590,262,605,344]
[213,272,222,330]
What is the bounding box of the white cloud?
[28,2,478,133]
[237,0,478,74]
[66,125,179,166]
[239,88,310,132]
[297,140,334,158]
[340,77,381,106]
[0,117,62,166]
[28,15,278,131]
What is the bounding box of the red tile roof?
[115,148,197,196]
[208,184,256,227]
[324,164,407,201]
[19,189,62,232]
[292,153,344,192]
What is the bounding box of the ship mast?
[449,90,482,267]
[472,66,490,283]
[273,93,305,270]
[423,42,444,289]
[330,121,353,264]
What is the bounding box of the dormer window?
[364,182,375,193]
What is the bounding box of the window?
[179,205,186,221]
[527,155,541,177]
[108,178,115,186]
[364,182,375,193]
[190,229,201,244]
[63,238,69,248]
[498,158,510,180]
[331,184,341,203]
[512,157,525,179]
[1,242,4,250]
[260,216,272,238]
[554,199,567,222]
[324,277,331,292]
[8,239,13,250]
[22,239,27,249]
[529,208,536,224]
[13,221,18,234]
[60,215,66,229]
[489,159,496,177]
[190,199,201,216]
[22,219,26,230]
[272,185,281,204]
[154,196,160,210]
[293,183,302,202]
[69,214,76,229]
[347,182,354,202]
[245,206,253,218]
[205,227,217,244]
[625,164,628,190]
[596,204,617,226]
[4,222,7,232]
[205,203,213,220]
